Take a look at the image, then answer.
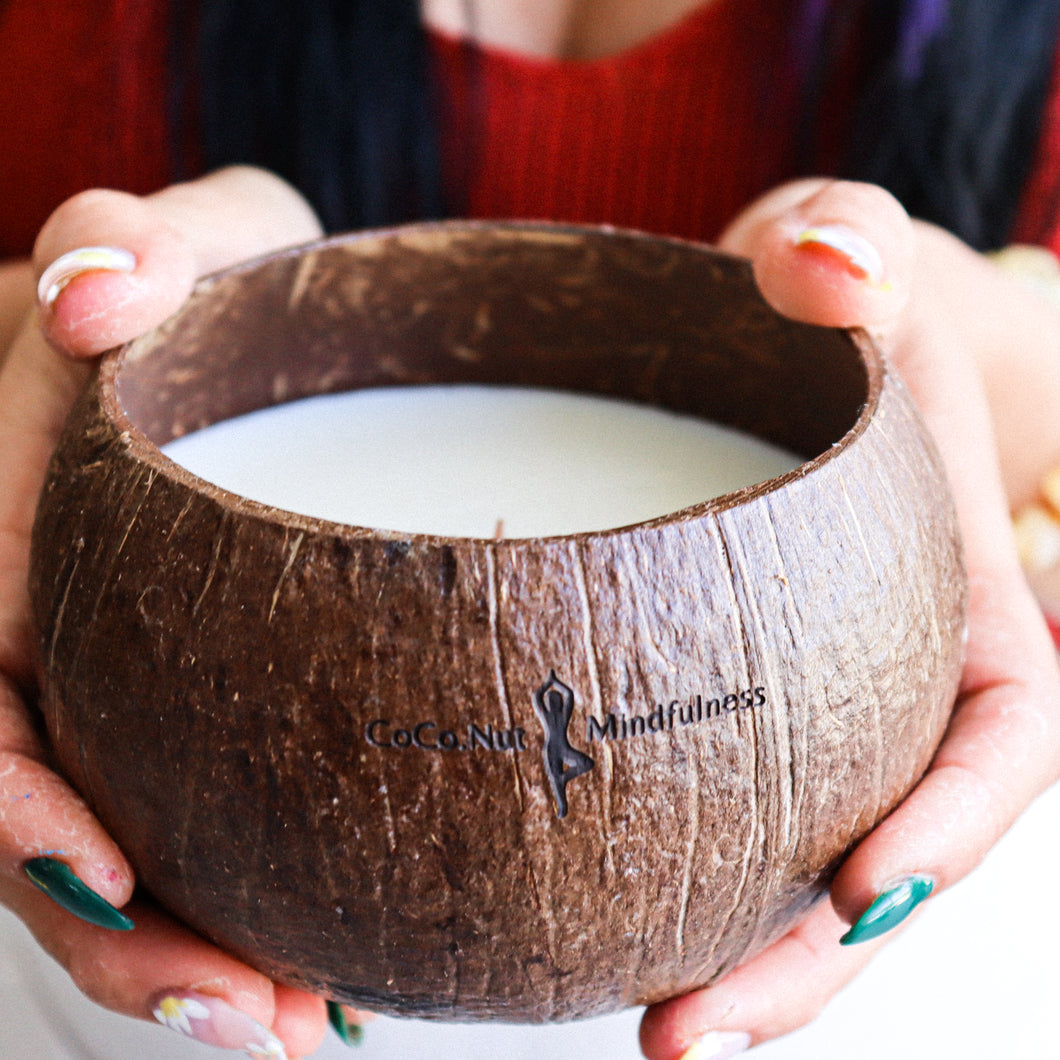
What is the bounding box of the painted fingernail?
[795,225,889,287]
[840,873,934,945]
[327,1000,364,1047]
[151,991,289,1058]
[37,245,137,307]
[23,856,134,931]
[677,1030,753,1060]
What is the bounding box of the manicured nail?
[37,245,137,307]
[840,873,934,945]
[23,856,134,931]
[795,225,888,287]
[677,1030,753,1060]
[327,1000,364,1047]
[151,991,289,1058]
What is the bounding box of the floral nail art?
[153,994,211,1036]
[151,990,289,1059]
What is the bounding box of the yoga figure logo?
[533,670,595,818]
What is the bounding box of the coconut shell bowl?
[30,222,967,1022]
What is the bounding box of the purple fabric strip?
[790,0,950,80]
[898,0,950,78]
[791,0,832,74]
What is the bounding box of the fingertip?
[639,997,687,1060]
[21,855,134,931]
[41,239,196,356]
[725,179,914,328]
[827,815,942,935]
[33,190,197,357]
[36,246,137,309]
[0,754,136,911]
[15,832,137,930]
[834,873,935,946]
[270,985,329,1058]
[74,847,137,910]
[795,225,888,286]
[640,990,757,1060]
[753,221,908,328]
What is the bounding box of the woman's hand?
[0,166,376,1058]
[639,179,1060,1059]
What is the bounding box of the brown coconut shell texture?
[30,224,966,1022]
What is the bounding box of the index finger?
[33,166,323,357]
[829,275,1060,931]
[0,310,135,917]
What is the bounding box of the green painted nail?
[840,874,933,946]
[327,1001,363,1047]
[23,857,134,931]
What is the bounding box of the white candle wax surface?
[161,385,802,539]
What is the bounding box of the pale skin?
[1,2,1060,1057]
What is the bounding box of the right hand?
[0,167,369,1058]
[640,179,1060,1060]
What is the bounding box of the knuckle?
[46,188,137,227]
[771,945,831,1026]
[64,938,127,1012]
[33,189,145,266]
[765,989,830,1040]
[821,177,908,217]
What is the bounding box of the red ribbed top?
[1,0,1059,255]
[0,0,173,257]
[1015,48,1060,248]
[431,0,806,243]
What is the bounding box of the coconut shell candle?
[161,385,804,538]
[29,222,967,1022]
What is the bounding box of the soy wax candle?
[30,223,967,1022]
[163,385,802,538]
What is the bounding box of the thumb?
[33,166,323,356]
[718,178,915,329]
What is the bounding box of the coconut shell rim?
[96,219,885,547]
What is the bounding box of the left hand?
[0,166,373,1059]
[639,179,1060,1058]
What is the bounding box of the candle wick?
[493,518,505,540]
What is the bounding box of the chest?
[421,0,718,60]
